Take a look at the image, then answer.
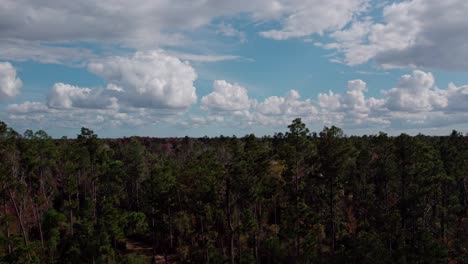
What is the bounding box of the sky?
[1,0,468,138]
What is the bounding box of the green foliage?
[123,212,149,237]
[0,120,466,263]
[120,254,148,264]
[42,209,66,257]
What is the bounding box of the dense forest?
[0,119,466,263]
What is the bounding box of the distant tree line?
[0,119,466,263]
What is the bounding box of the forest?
[0,118,466,263]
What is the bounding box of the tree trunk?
[237,208,241,264]
[201,216,209,264]
[400,171,407,264]
[274,199,278,226]
[40,168,49,208]
[460,177,468,216]
[329,175,336,256]
[32,198,45,250]
[152,206,156,263]
[4,199,12,255]
[439,185,446,242]
[136,182,140,210]
[226,176,234,264]
[295,159,300,259]
[254,204,259,263]
[8,189,29,247]
[69,194,74,236]
[92,179,97,224]
[77,170,80,211]
[169,207,173,250]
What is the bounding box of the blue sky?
[1,0,468,137]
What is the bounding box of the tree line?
[0,119,466,263]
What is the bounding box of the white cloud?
[5,68,468,134]
[0,40,95,66]
[318,91,341,110]
[343,80,372,112]
[5,101,182,132]
[88,51,197,109]
[3,51,200,131]
[195,88,320,128]
[0,1,264,48]
[217,23,247,43]
[0,1,367,43]
[0,0,214,45]
[47,83,119,110]
[384,70,447,112]
[223,90,320,128]
[315,70,468,129]
[317,79,386,127]
[0,0,370,63]
[323,19,375,65]
[2,0,467,73]
[1,52,199,136]
[192,71,468,130]
[0,1,247,62]
[255,90,317,116]
[327,0,468,70]
[260,0,368,40]
[0,62,22,99]
[201,80,250,111]
[167,52,240,63]
[189,114,225,127]
[446,83,468,111]
[7,101,48,114]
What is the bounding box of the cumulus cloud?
[201,80,250,111]
[318,79,386,127]
[384,71,447,112]
[318,79,380,113]
[189,115,225,127]
[4,100,178,132]
[88,51,197,109]
[198,85,319,128]
[255,90,317,116]
[327,0,468,70]
[318,91,341,111]
[2,51,201,132]
[222,90,320,128]
[193,70,468,130]
[446,83,468,112]
[316,70,468,129]
[5,68,468,134]
[0,62,22,99]
[47,83,119,110]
